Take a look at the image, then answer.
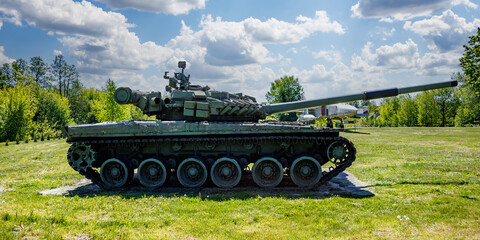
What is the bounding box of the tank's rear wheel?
[327,140,354,165]
[100,158,130,188]
[210,157,242,188]
[177,158,208,188]
[252,157,283,188]
[138,158,167,188]
[290,156,322,188]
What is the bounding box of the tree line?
[352,73,480,127]
[265,73,479,127]
[0,55,151,143]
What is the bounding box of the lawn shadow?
[40,171,375,200]
[343,129,371,135]
[367,180,471,187]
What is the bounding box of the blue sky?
[0,0,479,102]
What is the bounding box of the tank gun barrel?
[114,87,162,113]
[114,87,144,105]
[261,80,458,115]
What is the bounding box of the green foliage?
[0,83,37,141]
[416,90,441,126]
[376,97,400,126]
[454,83,480,126]
[265,75,303,121]
[0,63,12,88]
[34,88,73,129]
[90,79,131,122]
[29,56,49,88]
[51,54,79,97]
[435,87,458,127]
[69,88,102,124]
[397,95,418,126]
[459,27,480,97]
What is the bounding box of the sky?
[0,0,479,103]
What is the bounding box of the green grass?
[0,128,479,239]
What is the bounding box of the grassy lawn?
[0,127,479,239]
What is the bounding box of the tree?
[0,63,12,88]
[0,80,37,141]
[30,57,49,88]
[265,75,304,121]
[454,73,480,126]
[34,88,72,130]
[416,91,441,127]
[51,54,79,97]
[434,87,457,127]
[376,97,400,126]
[459,27,480,98]
[90,79,130,122]
[397,95,418,126]
[104,79,129,121]
[12,58,29,82]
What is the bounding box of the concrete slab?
[40,171,374,198]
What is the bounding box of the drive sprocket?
[67,142,96,174]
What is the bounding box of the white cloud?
[0,46,14,65]
[278,59,388,101]
[361,42,376,61]
[0,0,133,37]
[95,0,206,15]
[404,10,480,52]
[53,50,63,56]
[166,12,344,68]
[312,50,342,63]
[351,54,380,73]
[375,39,420,71]
[244,11,344,44]
[357,40,421,72]
[351,0,477,21]
[356,39,460,77]
[370,27,396,41]
[418,51,461,76]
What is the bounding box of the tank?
[64,61,458,189]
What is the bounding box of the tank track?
[73,135,356,190]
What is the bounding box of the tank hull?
[65,121,356,189]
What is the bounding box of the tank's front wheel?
[138,158,168,188]
[100,158,130,188]
[290,156,322,188]
[211,157,242,188]
[177,158,208,188]
[252,157,283,188]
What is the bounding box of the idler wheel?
[327,140,354,165]
[177,158,208,188]
[290,156,322,188]
[100,158,130,188]
[138,158,168,188]
[210,157,242,188]
[252,157,283,188]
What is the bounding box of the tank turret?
[115,61,458,122]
